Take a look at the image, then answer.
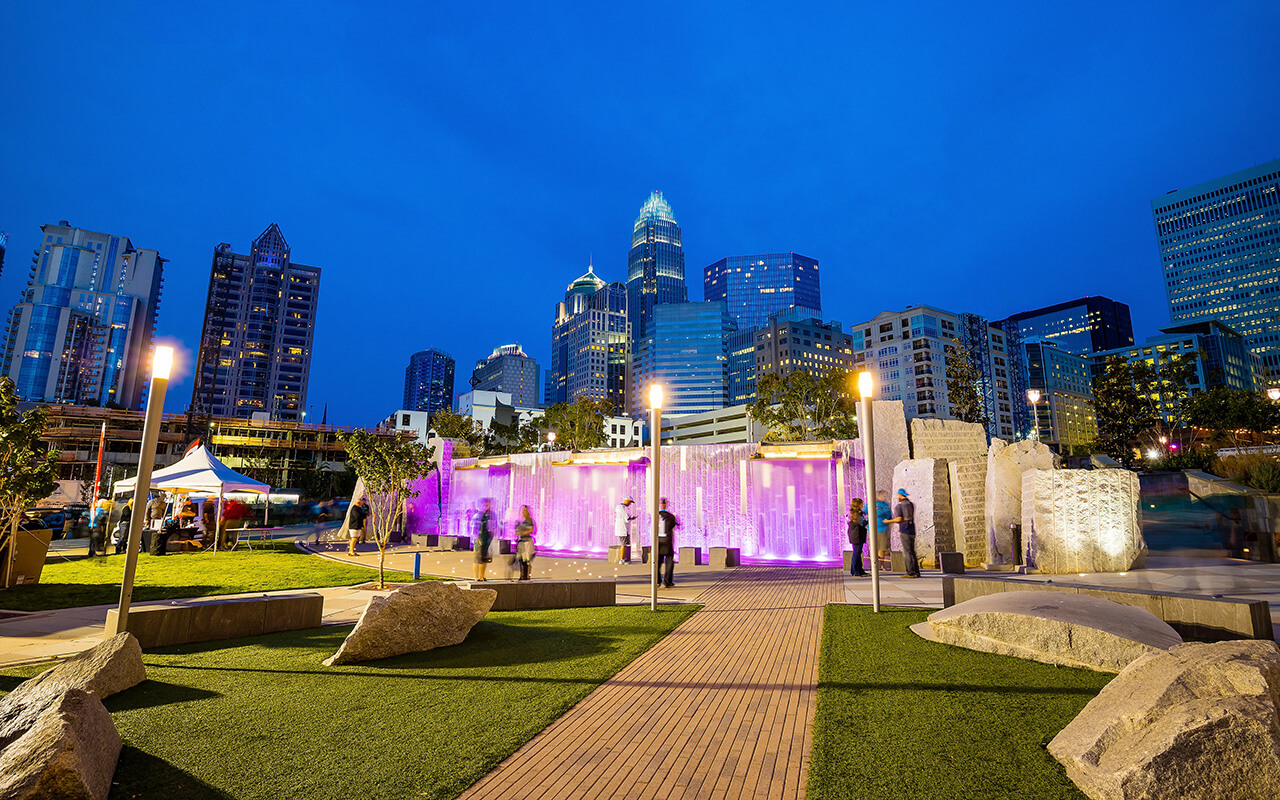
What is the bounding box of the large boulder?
[1022,468,1145,573]
[4,633,144,708]
[892,458,954,565]
[1049,640,1280,800]
[0,688,121,800]
[324,581,497,666]
[855,399,909,500]
[911,591,1182,673]
[985,438,1057,564]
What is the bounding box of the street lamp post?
[546,431,556,451]
[1026,389,1042,442]
[649,384,663,611]
[857,371,881,613]
[1268,387,1280,403]
[108,345,174,637]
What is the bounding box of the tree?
[1092,356,1156,468]
[339,430,436,588]
[1184,387,1280,451]
[541,397,612,451]
[0,378,59,586]
[430,409,483,455]
[747,368,859,442]
[1131,350,1199,448]
[944,340,987,425]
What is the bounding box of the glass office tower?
[632,301,733,417]
[704,252,821,332]
[472,344,540,409]
[404,348,456,415]
[626,191,687,357]
[1152,158,1280,373]
[546,265,630,410]
[999,296,1134,356]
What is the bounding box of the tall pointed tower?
[625,191,687,358]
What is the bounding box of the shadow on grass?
[105,680,222,712]
[110,746,232,800]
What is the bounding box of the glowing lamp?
[1269,387,1280,402]
[547,431,556,443]
[152,345,174,380]
[649,383,663,410]
[857,371,874,399]
[1026,389,1041,404]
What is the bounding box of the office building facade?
[471,344,540,409]
[1020,337,1096,451]
[632,301,733,417]
[753,316,857,383]
[850,306,1017,440]
[404,348,455,416]
[3,222,164,410]
[546,266,629,411]
[189,224,320,424]
[626,191,687,357]
[1153,158,1280,374]
[704,252,821,332]
[999,296,1134,356]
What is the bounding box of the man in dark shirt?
[348,497,369,556]
[656,498,679,588]
[888,488,921,578]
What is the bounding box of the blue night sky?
[2,2,1277,425]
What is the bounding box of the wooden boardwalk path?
[460,566,844,800]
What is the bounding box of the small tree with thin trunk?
[339,430,436,588]
[944,339,987,425]
[0,378,59,587]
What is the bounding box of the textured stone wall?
[985,439,1057,565]
[854,399,909,501]
[1022,468,1144,573]
[909,418,989,461]
[892,458,954,566]
[948,457,988,566]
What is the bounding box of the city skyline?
[2,3,1278,424]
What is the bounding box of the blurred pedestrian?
[473,499,494,581]
[874,490,892,571]
[348,497,369,556]
[514,505,536,581]
[615,497,636,564]
[887,488,920,578]
[657,498,678,588]
[848,498,869,577]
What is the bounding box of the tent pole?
[264,490,270,526]
[215,487,223,553]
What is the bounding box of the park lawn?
[0,544,421,611]
[807,605,1113,800]
[1,605,697,800]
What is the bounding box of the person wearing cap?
[887,488,920,578]
[615,497,637,564]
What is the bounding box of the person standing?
[615,497,637,564]
[887,488,920,578]
[146,493,167,532]
[514,505,536,581]
[874,490,892,572]
[348,497,369,557]
[847,498,869,577]
[656,498,678,588]
[114,499,133,554]
[201,500,218,547]
[473,499,494,581]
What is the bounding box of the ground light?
[649,383,663,611]
[108,344,174,636]
[857,371,881,612]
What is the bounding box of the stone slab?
[324,582,495,666]
[495,539,513,555]
[709,547,741,568]
[909,418,988,461]
[914,590,1183,672]
[438,535,473,551]
[411,533,439,548]
[939,552,965,574]
[1023,468,1144,574]
[0,688,121,800]
[985,439,1058,565]
[854,399,909,500]
[105,593,324,649]
[892,458,954,565]
[948,457,988,567]
[678,547,703,565]
[456,579,615,611]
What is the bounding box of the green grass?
[2,544,424,612]
[1,605,696,800]
[808,605,1113,800]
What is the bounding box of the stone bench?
[104,593,324,649]
[454,579,615,611]
[411,533,438,548]
[438,535,472,551]
[709,547,740,568]
[679,547,703,566]
[943,575,1273,641]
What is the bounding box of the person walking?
[874,490,892,571]
[615,497,637,564]
[514,505,536,581]
[887,488,921,578]
[848,498,869,577]
[348,497,369,557]
[114,500,133,554]
[656,498,678,588]
[146,493,167,532]
[473,499,494,581]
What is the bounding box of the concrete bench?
[438,535,472,551]
[943,575,1273,641]
[679,547,703,566]
[709,547,740,568]
[104,593,324,649]
[455,579,615,611]
[411,533,438,548]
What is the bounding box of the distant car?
[21,508,67,538]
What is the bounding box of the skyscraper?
[704,252,821,332]
[1153,158,1280,372]
[472,344,540,408]
[0,231,8,282]
[626,191,687,358]
[404,348,455,415]
[632,302,734,417]
[546,265,629,410]
[189,224,321,424]
[999,296,1134,356]
[2,222,164,410]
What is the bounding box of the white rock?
[0,688,121,800]
[947,457,988,566]
[855,399,909,501]
[984,439,1058,564]
[5,633,144,707]
[912,590,1181,672]
[909,418,988,460]
[1023,469,1144,574]
[1049,640,1280,800]
[324,581,497,666]
[892,458,954,565]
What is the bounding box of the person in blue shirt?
[887,488,921,578]
[874,490,892,570]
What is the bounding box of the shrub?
[1151,447,1216,472]
[1212,453,1280,493]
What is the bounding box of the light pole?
[649,383,663,612]
[857,371,881,613]
[1268,387,1280,403]
[546,431,556,452]
[108,345,174,636]
[1026,389,1042,442]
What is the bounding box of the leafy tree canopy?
[748,368,859,442]
[944,340,987,426]
[0,377,59,584]
[542,397,614,451]
[1184,387,1280,450]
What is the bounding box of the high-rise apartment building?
[753,316,857,383]
[471,344,540,409]
[189,224,320,424]
[2,222,164,410]
[546,265,629,411]
[999,296,1134,356]
[404,348,455,416]
[626,191,687,358]
[1153,158,1280,373]
[849,306,1016,440]
[704,252,821,332]
[1020,338,1096,451]
[632,302,734,417]
[0,231,8,282]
